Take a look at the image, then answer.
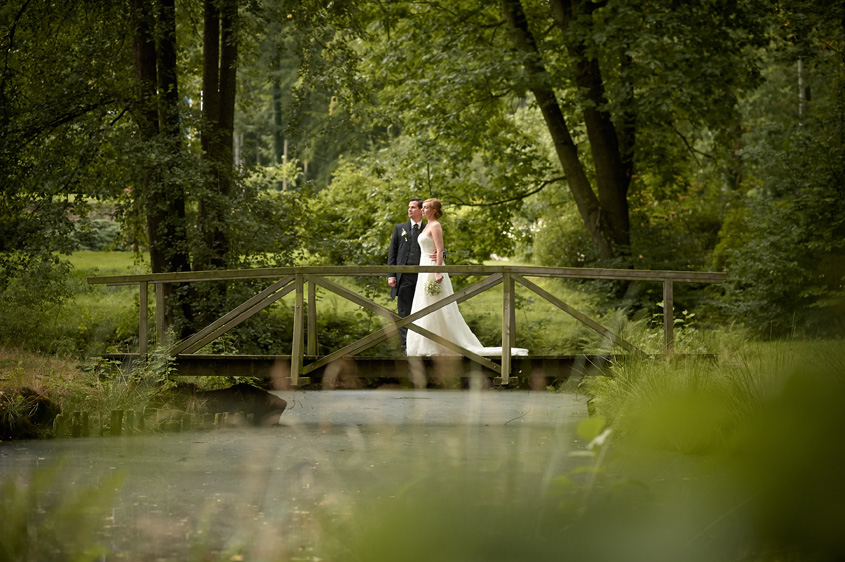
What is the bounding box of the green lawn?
[64,250,150,277]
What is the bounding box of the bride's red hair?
[424,198,443,219]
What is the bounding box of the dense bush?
[0,254,72,349]
[531,201,598,268]
[72,219,126,252]
[713,98,845,337]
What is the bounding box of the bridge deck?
[102,353,624,388]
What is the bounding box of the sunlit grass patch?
[63,250,149,277]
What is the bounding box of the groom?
[388,197,425,351]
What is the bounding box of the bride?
[405,198,528,357]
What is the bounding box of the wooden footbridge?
[88,265,725,387]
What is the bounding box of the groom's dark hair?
[409,197,423,208]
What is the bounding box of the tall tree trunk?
[550,0,631,257]
[130,0,193,336]
[500,0,617,259]
[155,0,191,275]
[272,74,284,166]
[196,0,238,272]
[130,0,158,141]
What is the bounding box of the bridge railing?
[88,265,726,385]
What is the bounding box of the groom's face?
[408,201,423,223]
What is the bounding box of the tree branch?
[448,176,565,207]
[1,0,35,121]
[669,121,714,164]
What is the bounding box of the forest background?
[1,0,844,356]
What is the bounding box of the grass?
[63,249,150,276]
[583,337,845,453]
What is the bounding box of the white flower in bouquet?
[424,279,442,297]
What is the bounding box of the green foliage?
[580,339,845,559]
[227,300,294,355]
[60,349,176,423]
[583,338,817,453]
[0,0,132,258]
[0,388,41,440]
[229,172,308,268]
[531,200,598,267]
[713,93,845,337]
[353,0,767,260]
[72,219,126,252]
[304,161,396,267]
[0,254,72,348]
[628,183,725,272]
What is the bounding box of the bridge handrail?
[87,265,726,385]
[87,264,726,285]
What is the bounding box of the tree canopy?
[1,0,842,339]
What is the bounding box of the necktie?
[412,223,419,237]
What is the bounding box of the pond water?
[0,389,589,561]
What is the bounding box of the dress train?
[405,233,528,357]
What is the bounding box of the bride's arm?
[431,223,445,283]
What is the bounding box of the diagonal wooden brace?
[169,275,296,356]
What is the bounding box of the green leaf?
[577,415,606,442]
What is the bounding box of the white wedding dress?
[405,232,528,357]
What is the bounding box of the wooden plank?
[88,265,727,286]
[171,276,295,355]
[501,273,514,385]
[156,354,627,379]
[513,275,642,355]
[155,283,165,345]
[505,266,726,283]
[664,280,674,354]
[301,322,502,376]
[291,275,305,385]
[307,281,317,355]
[139,282,148,356]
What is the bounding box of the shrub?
[0,253,72,349]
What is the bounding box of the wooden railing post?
[155,282,165,345]
[139,282,148,355]
[307,280,317,356]
[500,272,515,385]
[663,279,674,354]
[291,274,305,385]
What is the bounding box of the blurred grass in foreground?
[2,339,844,560]
[314,340,845,562]
[0,458,124,562]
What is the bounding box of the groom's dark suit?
[388,219,425,349]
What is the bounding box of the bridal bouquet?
[424,279,442,297]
